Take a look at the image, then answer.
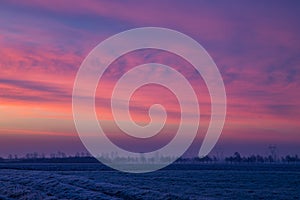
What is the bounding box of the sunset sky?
[0,0,300,157]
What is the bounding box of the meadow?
[0,163,299,199]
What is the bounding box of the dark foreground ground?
[0,163,299,200]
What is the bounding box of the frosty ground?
[0,163,299,200]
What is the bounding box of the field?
[0,163,299,199]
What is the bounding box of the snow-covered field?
[0,163,299,199]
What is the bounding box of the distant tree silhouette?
[8,154,13,160]
[234,152,242,162]
[1,150,299,164]
[283,155,300,163]
[225,152,242,163]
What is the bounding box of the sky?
[0,0,300,157]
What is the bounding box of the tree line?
[0,151,300,164]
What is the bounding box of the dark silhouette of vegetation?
[224,152,300,164]
[0,151,299,164]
